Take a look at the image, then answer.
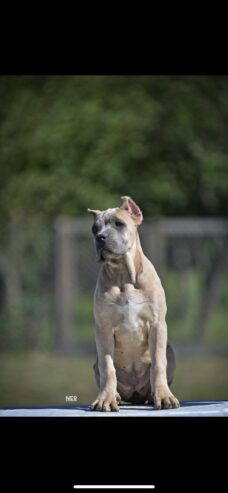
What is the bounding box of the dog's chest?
[114,299,144,331]
[104,283,154,334]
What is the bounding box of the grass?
[0,352,97,407]
[171,355,228,401]
[0,351,227,408]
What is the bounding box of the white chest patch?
[103,284,155,334]
[116,300,142,330]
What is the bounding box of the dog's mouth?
[96,247,122,262]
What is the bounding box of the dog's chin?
[96,248,123,262]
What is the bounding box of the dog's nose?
[96,233,107,243]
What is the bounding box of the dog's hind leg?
[166,342,176,386]
[93,357,100,387]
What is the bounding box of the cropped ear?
[121,196,143,225]
[87,208,101,218]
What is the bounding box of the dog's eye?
[115,220,125,227]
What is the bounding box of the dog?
[88,196,179,411]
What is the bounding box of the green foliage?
[0,218,54,350]
[0,75,228,226]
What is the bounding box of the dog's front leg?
[149,321,179,410]
[91,327,119,412]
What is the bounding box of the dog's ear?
[87,208,101,219]
[121,196,143,225]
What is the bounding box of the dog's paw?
[91,394,119,412]
[154,387,179,410]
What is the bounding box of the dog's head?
[88,196,143,261]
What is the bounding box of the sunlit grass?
[0,352,97,407]
[0,351,227,408]
[171,355,228,401]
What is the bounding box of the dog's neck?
[103,232,143,286]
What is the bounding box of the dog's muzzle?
[96,233,107,249]
[95,233,108,260]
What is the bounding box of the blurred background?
[0,75,227,407]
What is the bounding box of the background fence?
[1,216,228,406]
[0,217,228,356]
[1,75,228,406]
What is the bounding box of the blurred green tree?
[0,75,228,227]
